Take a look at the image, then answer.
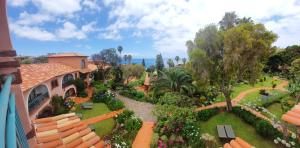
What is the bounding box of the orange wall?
[48,56,88,69]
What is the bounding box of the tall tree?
[124,55,128,64]
[91,48,120,66]
[127,54,132,64]
[167,58,175,68]
[175,56,180,65]
[156,54,164,73]
[182,58,187,65]
[288,58,300,103]
[188,22,277,111]
[142,58,146,67]
[219,12,238,30]
[122,64,145,84]
[117,46,123,55]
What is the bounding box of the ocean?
[121,59,156,68]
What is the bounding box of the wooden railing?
[0,75,29,148]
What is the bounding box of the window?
[51,79,58,89]
[80,59,86,69]
[62,74,74,88]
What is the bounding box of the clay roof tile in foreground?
[20,63,78,91]
[223,137,253,148]
[282,103,300,126]
[33,113,104,148]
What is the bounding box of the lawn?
[214,76,282,102]
[266,103,284,118]
[239,90,283,105]
[75,102,116,137]
[199,112,277,148]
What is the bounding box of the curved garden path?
[115,94,157,122]
[196,79,288,111]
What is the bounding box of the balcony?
[28,92,49,113]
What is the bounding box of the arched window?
[62,74,74,87]
[64,88,76,99]
[28,85,49,112]
[80,59,86,69]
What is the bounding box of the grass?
[239,90,283,105]
[199,112,277,148]
[75,102,116,137]
[214,76,282,102]
[266,103,284,119]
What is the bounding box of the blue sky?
[7,0,300,59]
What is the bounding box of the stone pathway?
[115,94,157,122]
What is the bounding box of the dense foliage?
[51,95,75,115]
[110,110,142,147]
[156,54,164,73]
[197,108,220,121]
[121,64,145,83]
[152,105,204,147]
[187,15,277,111]
[70,79,87,97]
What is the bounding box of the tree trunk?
[225,94,233,111]
[296,93,300,104]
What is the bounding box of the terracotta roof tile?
[20,63,78,91]
[282,103,300,126]
[223,137,252,148]
[33,113,103,148]
[48,53,87,57]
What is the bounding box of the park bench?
[217,125,236,141]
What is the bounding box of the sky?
[7,0,300,58]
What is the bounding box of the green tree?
[219,12,238,30]
[122,64,145,84]
[175,56,180,65]
[91,48,120,66]
[167,58,175,68]
[127,54,132,64]
[155,54,164,73]
[141,58,146,67]
[117,46,123,55]
[288,58,300,103]
[151,68,192,95]
[123,55,128,64]
[182,58,187,65]
[188,22,277,111]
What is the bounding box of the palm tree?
[117,46,123,55]
[182,58,187,65]
[175,56,180,65]
[123,55,127,64]
[167,58,175,67]
[151,68,192,94]
[127,54,132,64]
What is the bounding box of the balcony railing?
[28,92,49,112]
[0,75,29,148]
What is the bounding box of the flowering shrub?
[152,105,204,147]
[110,110,142,147]
[107,100,124,111]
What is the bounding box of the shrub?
[124,117,143,132]
[94,83,107,94]
[116,110,134,124]
[197,108,219,121]
[70,79,86,95]
[107,100,124,111]
[151,133,159,148]
[259,89,269,96]
[92,93,112,103]
[255,120,281,139]
[158,92,195,107]
[51,95,72,115]
[232,107,258,125]
[77,91,88,97]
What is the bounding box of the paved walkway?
[115,94,157,122]
[132,122,155,148]
[196,79,289,111]
[82,109,123,125]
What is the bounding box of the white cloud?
[99,30,122,40]
[56,21,96,39]
[9,0,30,7]
[104,0,300,57]
[15,12,53,25]
[32,0,82,15]
[83,0,101,11]
[10,24,56,41]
